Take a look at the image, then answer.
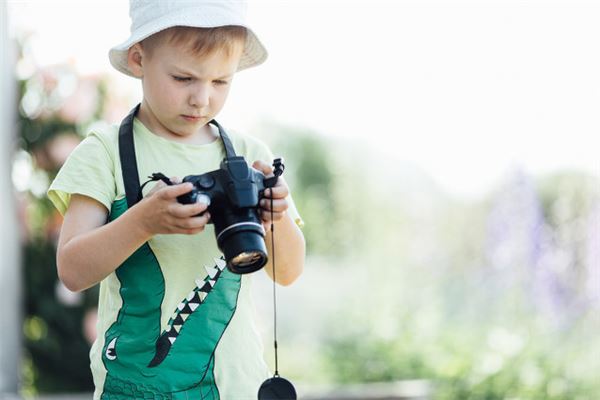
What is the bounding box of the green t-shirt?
[48,119,303,400]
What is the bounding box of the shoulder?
[47,122,121,216]
[75,122,120,162]
[86,122,120,149]
[55,122,120,167]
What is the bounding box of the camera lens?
[232,252,265,269]
[217,221,267,274]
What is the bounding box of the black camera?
[176,156,283,274]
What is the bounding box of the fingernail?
[266,188,271,197]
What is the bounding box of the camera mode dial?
[197,175,215,190]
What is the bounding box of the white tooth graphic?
[195,278,204,288]
[168,337,176,344]
[189,302,199,312]
[214,258,227,270]
[205,265,218,279]
[187,291,196,302]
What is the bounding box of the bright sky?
[7,0,600,198]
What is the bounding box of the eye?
[213,80,229,86]
[172,75,191,82]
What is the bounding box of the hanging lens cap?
[258,376,297,400]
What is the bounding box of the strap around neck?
[118,104,237,208]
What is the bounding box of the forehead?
[146,26,245,59]
[145,27,245,74]
[157,43,242,77]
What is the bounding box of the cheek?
[150,80,180,108]
[213,87,231,108]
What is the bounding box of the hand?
[252,160,289,232]
[134,177,211,236]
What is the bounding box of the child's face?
[131,39,243,141]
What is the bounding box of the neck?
[137,100,218,145]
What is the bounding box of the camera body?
[177,156,280,274]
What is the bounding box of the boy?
[47,1,305,398]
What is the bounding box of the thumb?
[161,182,194,199]
[146,176,181,197]
[252,160,273,176]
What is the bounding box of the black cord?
[270,194,279,377]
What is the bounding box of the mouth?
[181,115,206,122]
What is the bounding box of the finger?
[169,201,209,218]
[160,182,194,199]
[170,176,182,184]
[252,160,274,176]
[262,220,271,233]
[263,184,289,199]
[260,210,285,222]
[146,180,167,197]
[259,198,288,212]
[173,212,211,231]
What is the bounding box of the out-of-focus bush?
[268,145,600,399]
[14,36,114,395]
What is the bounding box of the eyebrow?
[171,67,233,80]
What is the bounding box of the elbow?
[268,221,305,286]
[57,265,85,293]
[277,268,303,286]
[56,249,85,293]
[277,237,305,287]
[278,257,305,286]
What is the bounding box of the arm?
[57,182,211,292]
[253,160,306,286]
[263,212,305,286]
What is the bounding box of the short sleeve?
[47,132,116,215]
[248,137,305,229]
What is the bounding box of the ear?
[127,43,144,78]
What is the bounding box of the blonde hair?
[141,25,247,59]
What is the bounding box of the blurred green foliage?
[267,151,600,399]
[321,307,599,399]
[16,40,106,394]
[23,239,96,393]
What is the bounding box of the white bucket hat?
[108,0,268,77]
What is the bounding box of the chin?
[173,130,193,138]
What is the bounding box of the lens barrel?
[216,221,267,274]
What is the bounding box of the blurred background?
[2,0,599,399]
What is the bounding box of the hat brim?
[108,12,267,77]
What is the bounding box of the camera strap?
[118,104,239,209]
[258,198,297,399]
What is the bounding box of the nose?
[188,84,210,108]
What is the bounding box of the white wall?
[0,0,21,396]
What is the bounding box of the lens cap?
[258,376,297,400]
